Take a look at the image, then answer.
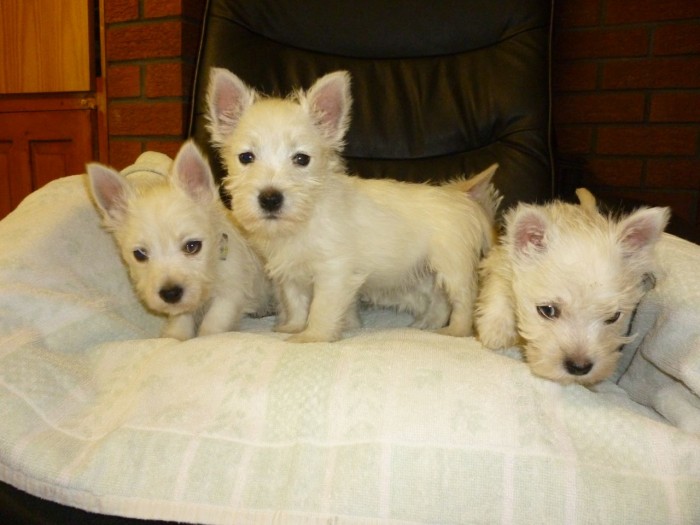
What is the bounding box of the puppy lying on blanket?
[476,188,669,385]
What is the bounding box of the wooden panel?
[0,93,98,113]
[0,142,12,218]
[0,0,92,94]
[31,141,73,190]
[0,110,96,218]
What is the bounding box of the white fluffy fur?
[475,188,670,385]
[207,68,500,343]
[87,140,272,340]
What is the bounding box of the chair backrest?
[189,0,554,210]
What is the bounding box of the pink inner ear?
[210,72,249,137]
[216,82,242,121]
[307,73,350,142]
[313,89,343,131]
[621,225,649,252]
[618,209,665,254]
[90,166,126,215]
[98,174,122,207]
[174,143,213,201]
[513,211,547,253]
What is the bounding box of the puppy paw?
[198,321,236,337]
[161,316,196,341]
[343,308,362,331]
[474,303,518,350]
[275,322,305,334]
[436,324,472,337]
[286,330,335,344]
[476,325,518,350]
[161,328,194,341]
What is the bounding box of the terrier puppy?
[87,140,272,340]
[475,188,669,385]
[207,67,500,343]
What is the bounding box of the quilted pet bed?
[0,153,699,524]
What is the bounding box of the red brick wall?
[103,0,205,169]
[552,0,700,242]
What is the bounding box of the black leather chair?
[0,0,553,522]
[189,0,554,213]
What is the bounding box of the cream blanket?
[0,153,699,524]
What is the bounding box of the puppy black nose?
[258,188,284,212]
[159,285,183,304]
[565,359,593,376]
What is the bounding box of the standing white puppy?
[88,140,273,340]
[475,188,669,385]
[207,68,499,343]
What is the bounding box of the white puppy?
[207,68,500,343]
[87,140,272,340]
[475,188,669,385]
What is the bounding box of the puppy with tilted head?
[475,188,669,385]
[206,68,500,343]
[87,140,273,340]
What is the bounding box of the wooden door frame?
[0,0,107,164]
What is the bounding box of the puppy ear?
[87,163,130,225]
[206,67,256,148]
[509,206,548,255]
[172,140,217,203]
[304,70,352,146]
[616,206,670,257]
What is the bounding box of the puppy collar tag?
[219,233,229,260]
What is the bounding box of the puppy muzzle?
[258,188,284,216]
[159,285,184,304]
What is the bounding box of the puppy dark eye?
[605,311,621,324]
[238,152,255,165]
[292,153,310,166]
[537,304,560,320]
[133,248,149,262]
[183,240,202,255]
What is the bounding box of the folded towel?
[618,234,700,433]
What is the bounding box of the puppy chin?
[242,210,304,238]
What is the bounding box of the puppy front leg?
[434,261,478,337]
[198,294,244,336]
[474,247,518,349]
[438,293,475,337]
[413,286,451,330]
[162,313,196,340]
[275,279,311,334]
[343,301,362,331]
[287,272,364,343]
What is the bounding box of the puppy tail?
[445,163,502,222]
[575,187,598,215]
